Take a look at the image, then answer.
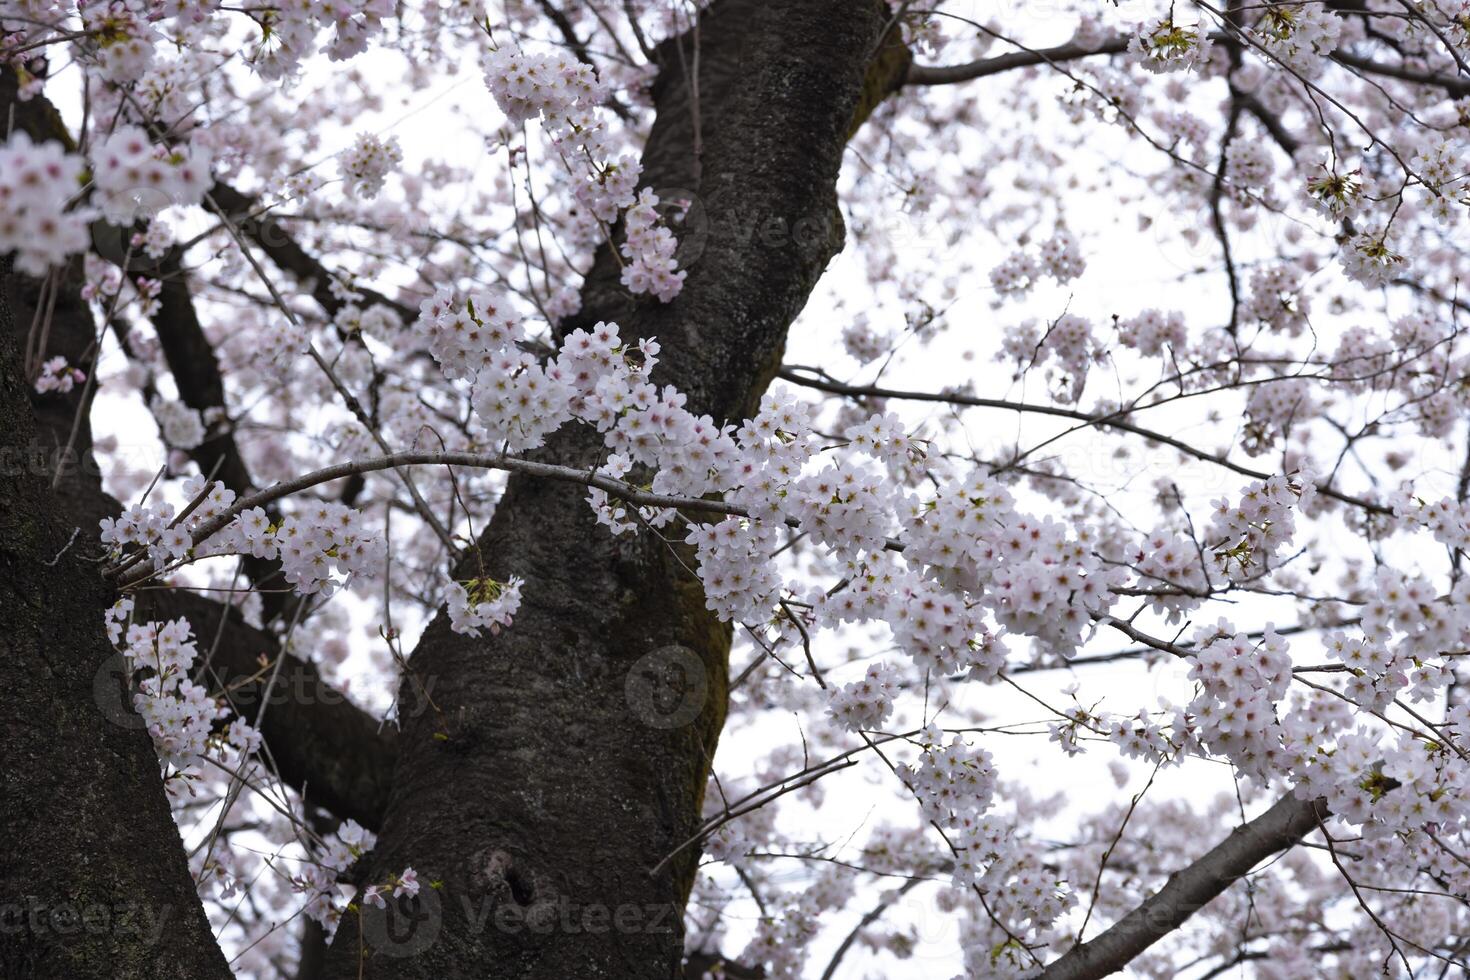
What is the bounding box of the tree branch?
[207,182,415,323]
[1330,49,1470,97]
[776,368,1391,515]
[902,32,1470,103]
[903,37,1130,87]
[1037,792,1328,980]
[145,246,256,494]
[1237,91,1301,158]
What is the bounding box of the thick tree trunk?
[321,3,896,977]
[0,264,232,977]
[1,67,231,975]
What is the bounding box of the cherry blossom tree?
[3,1,1470,978]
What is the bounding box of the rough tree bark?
[0,303,234,980]
[320,2,901,977]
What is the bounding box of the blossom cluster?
[988,229,1086,300]
[0,132,91,276]
[293,819,377,935]
[132,216,173,259]
[419,289,719,487]
[825,662,898,731]
[1130,530,1210,622]
[217,500,387,597]
[417,286,521,381]
[151,396,206,449]
[100,477,237,570]
[1186,624,1294,779]
[482,44,607,126]
[34,356,85,394]
[887,573,1003,676]
[900,473,1121,656]
[482,41,684,301]
[999,312,1106,402]
[446,575,524,636]
[740,896,822,980]
[339,132,402,199]
[1243,266,1311,336]
[1401,494,1470,552]
[1243,378,1315,454]
[1251,3,1343,76]
[619,188,686,301]
[90,125,212,224]
[100,474,386,601]
[1116,308,1187,356]
[81,1,160,82]
[1204,473,1313,582]
[106,604,261,778]
[898,725,998,827]
[898,726,1073,969]
[361,867,420,909]
[112,612,219,770]
[840,313,892,363]
[685,518,785,622]
[1128,15,1215,74]
[11,3,394,112]
[1341,228,1405,288]
[1305,165,1365,219]
[244,0,396,78]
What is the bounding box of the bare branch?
[1330,50,1470,96]
[1037,793,1329,980]
[904,37,1130,87]
[207,182,416,323]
